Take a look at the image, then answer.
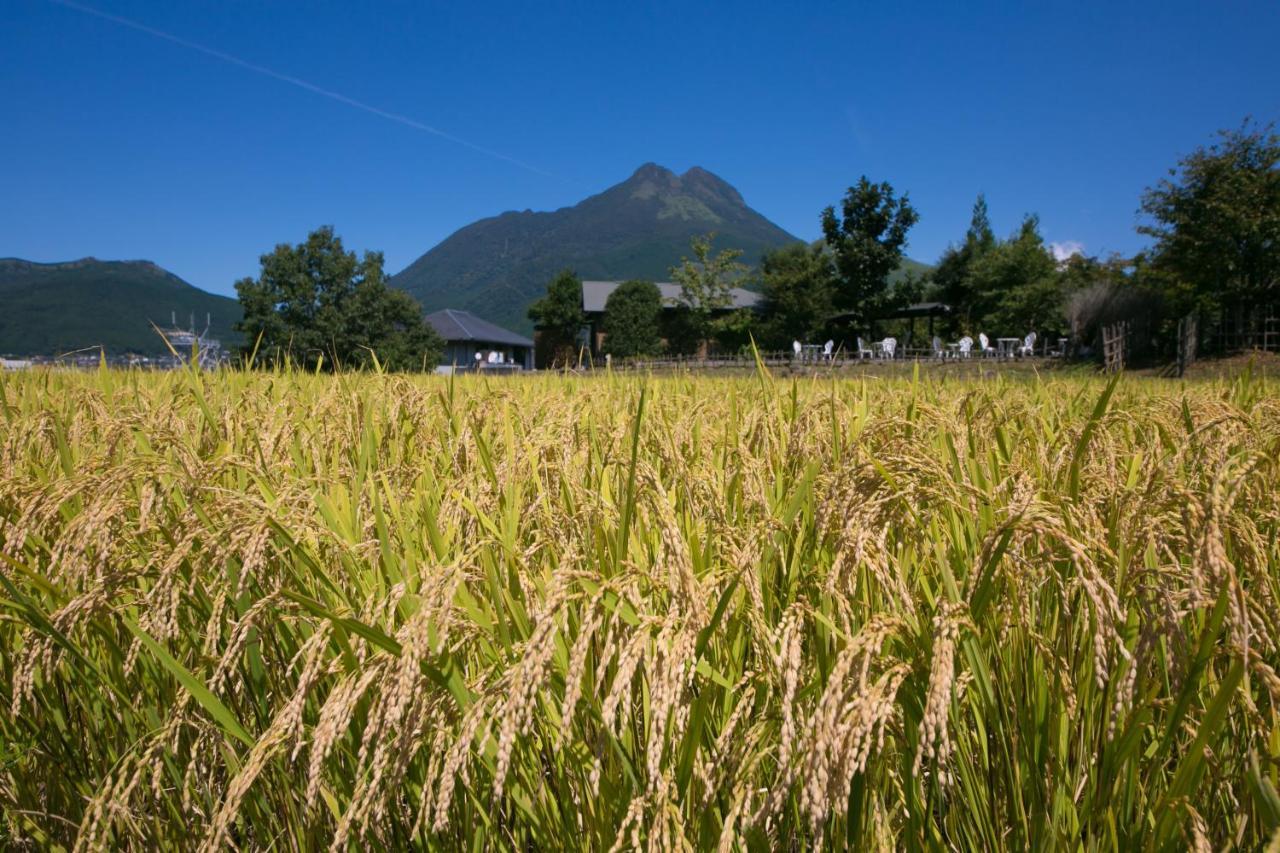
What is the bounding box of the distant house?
[425,309,534,372]
[580,280,762,355]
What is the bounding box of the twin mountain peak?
[389,163,797,333]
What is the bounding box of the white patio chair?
[881,337,896,359]
[1019,332,1037,357]
[932,336,944,360]
[958,336,973,358]
[978,333,994,357]
[792,340,803,361]
[855,337,873,359]
[822,340,834,361]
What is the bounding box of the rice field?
[1,366,1278,850]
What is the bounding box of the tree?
[1139,120,1280,312]
[527,269,585,366]
[821,177,919,327]
[602,280,663,358]
[967,215,1062,334]
[758,242,834,348]
[668,233,751,354]
[235,226,441,371]
[931,193,996,329]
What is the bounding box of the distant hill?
[391,164,805,333]
[895,257,933,280]
[0,258,241,357]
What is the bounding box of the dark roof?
[830,302,952,322]
[581,280,762,313]
[881,301,952,319]
[424,309,533,347]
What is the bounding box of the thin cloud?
[1050,240,1085,262]
[48,0,551,177]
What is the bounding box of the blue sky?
[3,0,1278,297]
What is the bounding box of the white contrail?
[47,0,551,177]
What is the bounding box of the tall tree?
[821,177,919,327]
[668,233,750,353]
[602,280,663,358]
[527,269,585,366]
[968,215,1063,334]
[235,226,441,371]
[932,193,996,328]
[758,242,834,347]
[1139,120,1280,312]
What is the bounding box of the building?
[425,309,535,372]
[580,280,762,355]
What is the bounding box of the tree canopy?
[234,226,441,371]
[1138,120,1280,312]
[758,242,834,347]
[967,215,1064,335]
[668,233,750,353]
[931,194,996,330]
[602,280,663,358]
[527,269,585,366]
[821,177,919,326]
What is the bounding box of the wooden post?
[1176,313,1198,377]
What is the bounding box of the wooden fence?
[1103,321,1129,373]
[1210,304,1280,354]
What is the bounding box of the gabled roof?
[581,280,762,313]
[424,309,533,347]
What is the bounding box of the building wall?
[440,342,532,370]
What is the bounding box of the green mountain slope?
[0,258,241,357]
[391,164,803,333]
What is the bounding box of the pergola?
[829,302,953,346]
[877,301,953,343]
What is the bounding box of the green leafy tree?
[527,269,585,366]
[1138,120,1280,313]
[821,177,920,327]
[668,233,751,353]
[235,226,441,371]
[968,215,1063,334]
[710,308,758,354]
[602,280,663,358]
[758,242,834,348]
[931,193,996,329]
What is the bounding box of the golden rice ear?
[0,368,1276,849]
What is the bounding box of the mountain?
[391,164,803,333]
[0,258,242,357]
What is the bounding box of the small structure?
[425,309,534,372]
[156,312,225,369]
[580,280,762,355]
[830,302,952,351]
[875,301,952,342]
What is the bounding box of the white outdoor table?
[997,337,1021,358]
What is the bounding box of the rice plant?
[0,365,1278,850]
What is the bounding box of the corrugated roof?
[424,309,533,347]
[581,280,762,314]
